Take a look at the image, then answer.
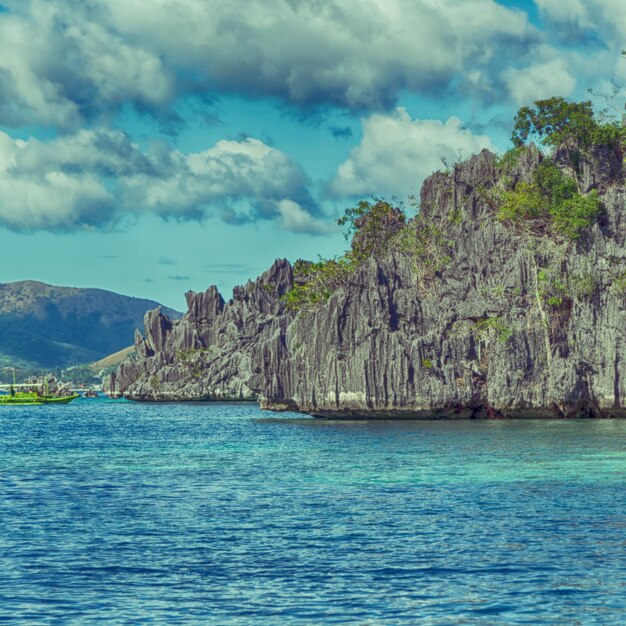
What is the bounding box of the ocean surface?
[1,399,625,625]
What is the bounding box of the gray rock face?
[106,147,626,417]
[105,260,294,401]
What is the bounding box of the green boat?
[0,390,80,405]
[0,370,80,405]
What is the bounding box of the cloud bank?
[3,0,616,236]
[0,0,538,127]
[0,129,328,233]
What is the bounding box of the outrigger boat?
[0,370,79,406]
[0,389,80,405]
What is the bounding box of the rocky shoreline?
[106,144,626,418]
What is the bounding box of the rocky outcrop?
[106,147,626,417]
[105,260,294,401]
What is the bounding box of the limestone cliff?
[105,259,294,402]
[106,146,626,417]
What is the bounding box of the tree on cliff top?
[337,199,406,260]
[512,97,625,152]
[496,97,614,240]
[284,199,408,312]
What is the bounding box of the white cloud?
[536,0,626,41]
[330,108,494,197]
[276,200,334,235]
[534,0,591,28]
[502,54,577,105]
[0,131,114,230]
[0,0,537,126]
[0,1,175,128]
[532,2,626,112]
[0,130,325,234]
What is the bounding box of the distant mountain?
[0,281,180,369]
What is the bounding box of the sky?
[0,0,625,309]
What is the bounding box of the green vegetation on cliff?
[283,97,622,314]
[494,96,626,241]
[493,159,601,240]
[283,198,453,312]
[283,199,407,312]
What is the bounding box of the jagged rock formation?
[106,147,626,417]
[106,260,294,401]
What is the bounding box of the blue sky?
[0,0,624,309]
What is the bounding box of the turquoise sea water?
[1,399,626,624]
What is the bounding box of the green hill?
[0,281,179,369]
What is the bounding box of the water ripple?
[0,402,625,623]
